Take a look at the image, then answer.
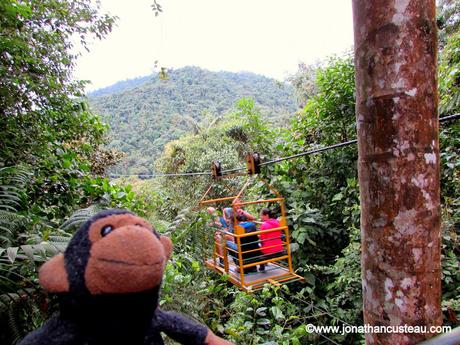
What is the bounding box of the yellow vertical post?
[212,236,217,267]
[280,200,293,272]
[223,237,229,273]
[236,236,245,287]
[284,227,293,273]
[279,199,286,217]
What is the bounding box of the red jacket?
[259,219,284,254]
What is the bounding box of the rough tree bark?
[352,1,442,344]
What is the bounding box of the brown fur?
[39,253,69,293]
[87,214,152,244]
[84,214,171,294]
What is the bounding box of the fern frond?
[0,204,19,212]
[43,240,68,253]
[8,301,22,344]
[60,204,103,232]
[0,227,14,236]
[0,269,36,295]
[0,211,24,246]
[18,242,59,260]
[0,293,21,314]
[1,240,67,265]
[48,235,71,243]
[0,210,22,223]
[0,236,13,245]
[0,185,21,193]
[0,166,30,249]
[0,192,21,202]
[0,165,31,187]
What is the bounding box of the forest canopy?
[0,1,459,344]
[88,67,297,175]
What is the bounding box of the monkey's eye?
[101,225,114,237]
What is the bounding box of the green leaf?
[256,318,271,326]
[20,245,34,260]
[7,247,19,263]
[290,243,299,252]
[270,306,285,321]
[116,192,126,199]
[332,193,343,201]
[256,307,267,316]
[62,159,72,168]
[304,272,316,286]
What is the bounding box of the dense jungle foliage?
[0,0,459,345]
[0,1,149,343]
[88,67,297,175]
[141,52,459,344]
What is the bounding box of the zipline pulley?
[246,152,261,175]
[211,161,222,179]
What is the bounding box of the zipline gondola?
[199,154,304,292]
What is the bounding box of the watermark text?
[305,323,452,335]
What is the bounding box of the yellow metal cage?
[199,161,304,292]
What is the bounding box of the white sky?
[74,0,354,91]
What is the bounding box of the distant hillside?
[88,75,151,97]
[88,66,297,174]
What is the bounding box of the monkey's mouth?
[86,257,165,294]
[96,257,164,267]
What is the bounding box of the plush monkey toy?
[19,209,233,345]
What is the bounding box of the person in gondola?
[207,207,224,228]
[222,208,261,274]
[222,207,237,253]
[233,197,256,221]
[207,207,226,267]
[233,214,261,274]
[258,208,285,272]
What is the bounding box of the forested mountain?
[89,75,151,97]
[87,66,297,174]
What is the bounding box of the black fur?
[18,209,209,345]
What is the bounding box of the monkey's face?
[39,212,173,295]
[84,214,172,294]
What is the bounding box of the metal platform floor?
[205,258,303,291]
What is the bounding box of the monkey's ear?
[39,253,69,293]
[160,236,173,260]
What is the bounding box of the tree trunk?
[352,1,442,344]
